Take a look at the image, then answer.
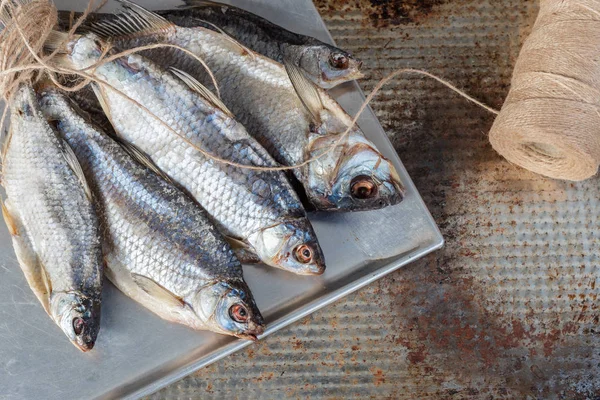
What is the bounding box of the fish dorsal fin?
[89,0,174,40]
[60,139,93,202]
[169,67,234,118]
[116,138,173,184]
[131,273,186,308]
[180,0,223,8]
[188,17,256,58]
[284,60,323,124]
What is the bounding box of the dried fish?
[1,85,103,352]
[160,0,364,89]
[39,87,264,339]
[89,2,404,211]
[46,31,326,275]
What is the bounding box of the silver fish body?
[90,4,404,212]
[53,32,325,275]
[39,87,264,339]
[1,85,103,352]
[57,1,363,89]
[159,0,364,89]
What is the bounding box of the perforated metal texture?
[150,0,600,398]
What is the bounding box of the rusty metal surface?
[149,0,600,398]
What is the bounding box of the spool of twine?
[489,0,600,181]
[5,0,600,179]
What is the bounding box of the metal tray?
[0,1,443,398]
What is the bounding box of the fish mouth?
[295,254,326,276]
[72,339,96,352]
[236,333,259,342]
[235,324,265,341]
[349,65,365,80]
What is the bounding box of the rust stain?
[407,349,427,364]
[154,0,600,398]
[316,0,448,28]
[368,0,448,26]
[371,367,386,386]
[292,339,303,350]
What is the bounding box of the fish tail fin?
[44,30,69,51]
[43,30,77,69]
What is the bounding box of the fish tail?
[43,30,78,69]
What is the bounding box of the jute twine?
[5,0,598,182]
[489,0,600,181]
[0,0,58,101]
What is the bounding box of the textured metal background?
[149,0,600,398]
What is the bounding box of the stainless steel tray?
[0,1,443,398]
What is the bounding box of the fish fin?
[88,0,175,40]
[185,17,256,58]
[60,139,93,202]
[131,273,186,308]
[224,235,250,250]
[117,138,173,184]
[90,83,115,125]
[43,31,77,70]
[4,201,52,313]
[1,126,13,169]
[224,236,261,264]
[1,199,18,236]
[180,0,223,8]
[284,60,323,124]
[234,248,261,264]
[169,67,234,118]
[44,30,74,54]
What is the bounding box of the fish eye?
[294,244,314,264]
[72,317,85,335]
[229,304,249,323]
[350,176,378,199]
[329,53,349,70]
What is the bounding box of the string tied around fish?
[1,0,598,182]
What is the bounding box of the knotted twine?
[489,0,600,181]
[2,0,600,182]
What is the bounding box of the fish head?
[306,122,404,211]
[50,291,101,352]
[292,44,364,89]
[195,280,264,341]
[247,220,325,276]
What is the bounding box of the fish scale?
[39,87,264,339]
[87,2,403,212]
[1,85,103,352]
[49,31,325,275]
